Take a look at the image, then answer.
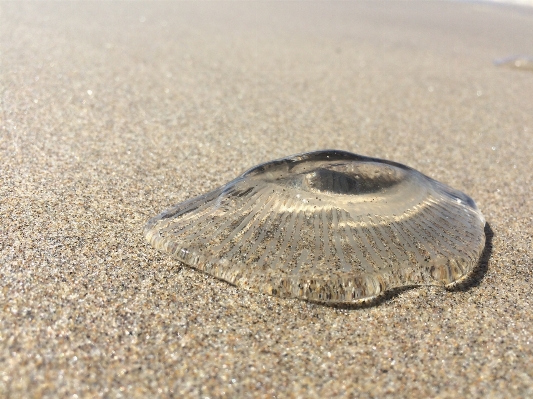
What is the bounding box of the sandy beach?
[2,1,533,397]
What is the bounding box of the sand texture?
[2,2,533,398]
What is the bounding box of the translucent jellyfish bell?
[144,150,486,304]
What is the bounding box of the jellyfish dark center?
[305,168,359,194]
[241,151,417,204]
[268,165,403,196]
[302,167,401,195]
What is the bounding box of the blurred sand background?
[2,1,533,398]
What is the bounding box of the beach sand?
[1,2,533,397]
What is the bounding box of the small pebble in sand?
[494,55,533,72]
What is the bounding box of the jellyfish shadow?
[319,222,494,310]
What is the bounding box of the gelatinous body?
[144,150,486,304]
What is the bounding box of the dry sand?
[1,1,533,398]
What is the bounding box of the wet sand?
[2,2,533,397]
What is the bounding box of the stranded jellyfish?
[144,150,486,304]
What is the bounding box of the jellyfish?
[144,150,486,304]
